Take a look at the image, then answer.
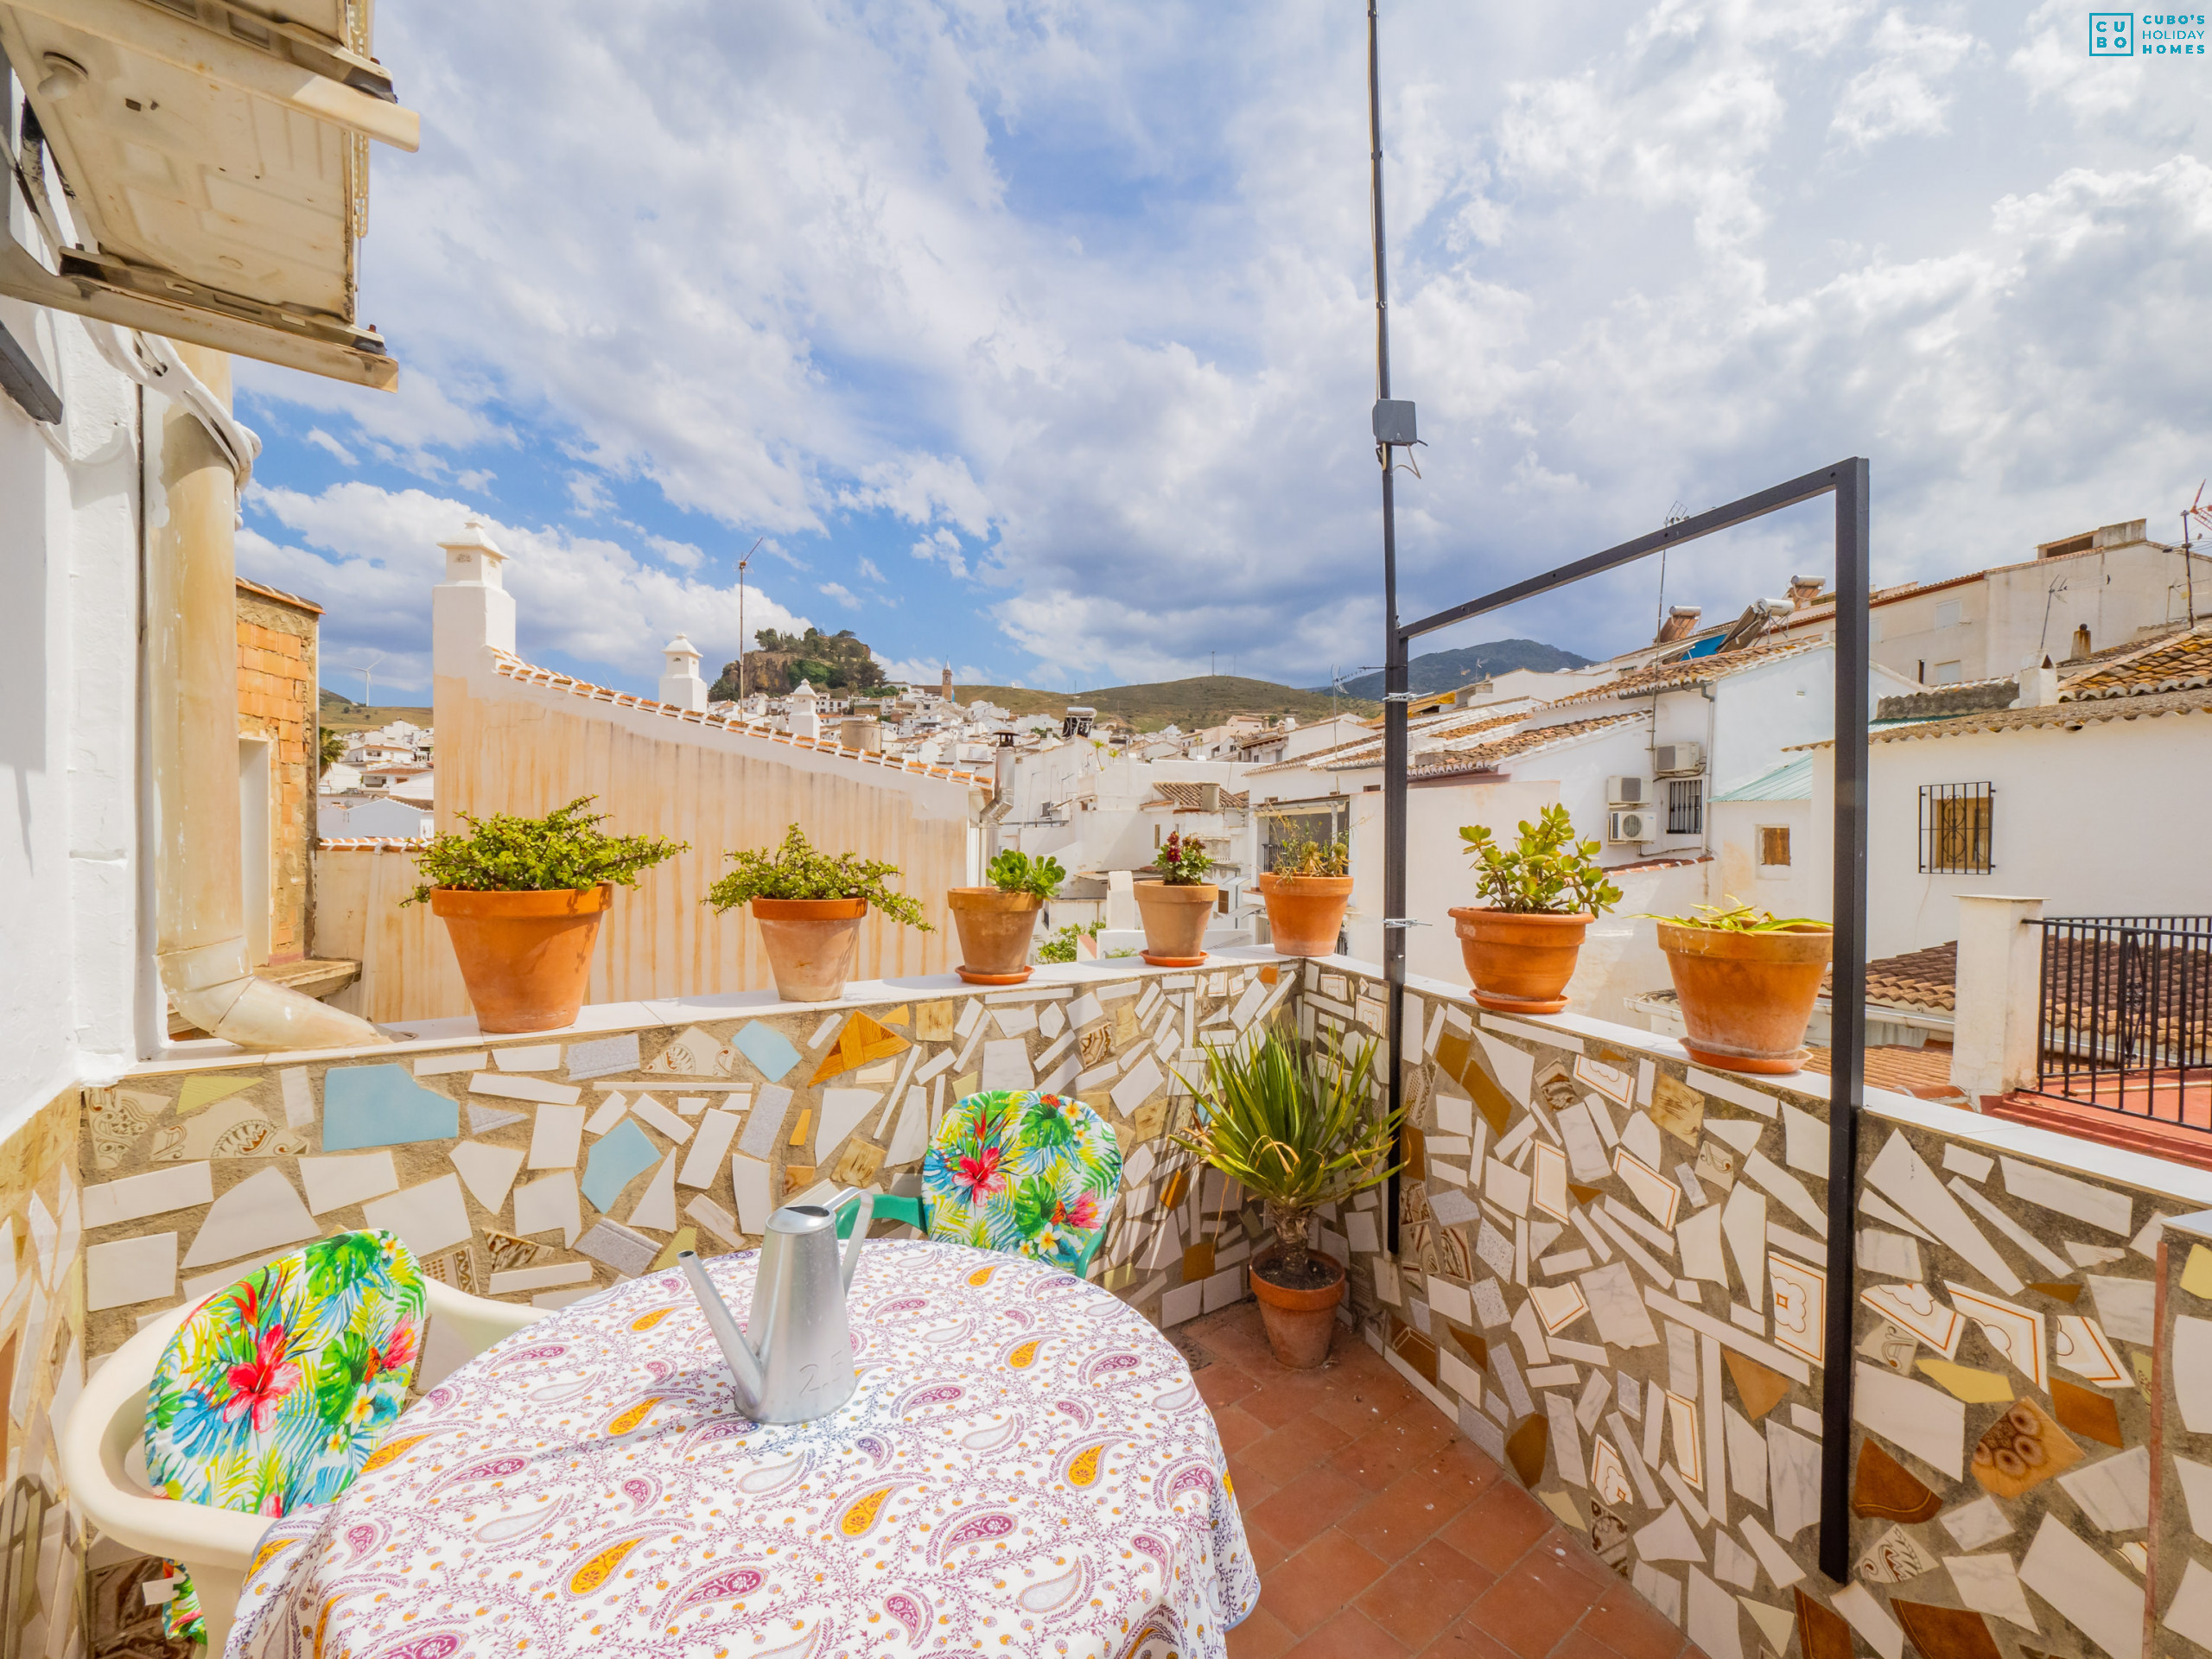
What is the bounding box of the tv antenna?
[2184,481,2210,626]
[735,535,764,705]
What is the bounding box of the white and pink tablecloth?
[228,1240,1258,1659]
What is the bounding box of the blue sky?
[232,0,2212,703]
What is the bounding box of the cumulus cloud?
[817,582,861,608]
[238,0,2212,690]
[238,481,812,694]
[305,428,357,466]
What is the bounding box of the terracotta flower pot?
[1133,881,1217,966]
[1656,922,1834,1074]
[946,887,1044,984]
[1258,874,1353,957]
[1447,908,1593,1014]
[1249,1249,1346,1370]
[430,884,611,1034]
[752,896,869,1002]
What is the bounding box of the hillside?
[950,675,1378,734]
[1324,638,1592,700]
[319,689,433,732]
[709,626,885,700]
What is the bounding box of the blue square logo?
[2089,12,2134,54]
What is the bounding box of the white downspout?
[146,344,386,1051]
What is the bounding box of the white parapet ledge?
[130,945,1298,1079]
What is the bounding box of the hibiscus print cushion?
[919,1090,1122,1269]
[145,1229,426,1519]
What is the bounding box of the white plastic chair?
[60,1279,547,1651]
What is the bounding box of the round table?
[228,1240,1259,1659]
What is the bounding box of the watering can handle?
[837,1192,875,1294]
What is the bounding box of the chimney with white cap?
[432,517,516,676]
[659,633,707,710]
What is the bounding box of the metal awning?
[0,0,416,387]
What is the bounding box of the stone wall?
[1326,957,2209,1659]
[233,580,320,966]
[2149,1209,2212,1659]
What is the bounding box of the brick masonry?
[234,580,321,965]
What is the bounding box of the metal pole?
[1820,456,1871,1582]
[1368,0,1408,1256]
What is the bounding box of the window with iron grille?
[1920,782,1993,873]
[1667,779,1703,836]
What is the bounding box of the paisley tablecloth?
[227,1240,1259,1659]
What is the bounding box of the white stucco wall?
[0,291,147,1136]
[1810,711,2212,959]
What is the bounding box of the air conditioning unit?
[1609,809,1658,843]
[1606,775,1649,807]
[1653,742,1705,777]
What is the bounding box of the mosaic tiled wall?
[1336,959,2194,1659]
[0,1086,89,1659]
[79,958,1309,1364]
[2149,1210,2212,1659]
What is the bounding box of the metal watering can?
[677,1191,874,1424]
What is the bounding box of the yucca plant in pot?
[705,824,932,1002]
[947,850,1065,985]
[404,797,686,1033]
[1174,1030,1395,1370]
[1257,836,1353,958]
[1448,804,1623,1014]
[1134,831,1216,965]
[1645,899,1834,1075]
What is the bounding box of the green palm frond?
[1171,1029,1399,1217]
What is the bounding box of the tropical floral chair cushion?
[919,1090,1122,1270]
[143,1230,426,1637]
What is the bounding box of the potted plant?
[1257,836,1353,957]
[1646,899,1834,1074]
[946,850,1065,984]
[1133,831,1217,966]
[706,823,932,1002]
[1447,804,1624,1014]
[1174,1031,1395,1370]
[404,797,686,1033]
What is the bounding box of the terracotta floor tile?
[1263,1529,1391,1636]
[1289,1607,1411,1659]
[1436,1479,1556,1574]
[1330,1409,1459,1491]
[1312,1373,1418,1436]
[1201,1363,1262,1409]
[1229,1605,1298,1659]
[1249,1465,1372,1553]
[1426,1435,1507,1494]
[1246,1517,1294,1576]
[1466,1551,1611,1659]
[1552,1629,1644,1659]
[1576,1584,1688,1659]
[1355,1539,1497,1651]
[1230,1460,1283,1511]
[1242,1416,1355,1489]
[1215,1404,1271,1456]
[1340,1466,1482,1562]
[1244,1373,1338,1429]
[1419,1622,1527,1659]
[1547,1529,1619,1593]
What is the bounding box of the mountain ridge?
[1319,638,1592,700]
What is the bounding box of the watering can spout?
[840,1192,874,1295]
[677,1251,766,1415]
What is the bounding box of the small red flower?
[365,1321,418,1382]
[1053,1193,1100,1231]
[952,1147,1008,1202]
[222,1325,302,1433]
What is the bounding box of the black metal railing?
[2031,916,2212,1124]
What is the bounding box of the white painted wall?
[0,289,148,1135]
[1711,798,1820,919]
[1809,713,2212,959]
[991,745,1255,877]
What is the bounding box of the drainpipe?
[146,345,387,1050]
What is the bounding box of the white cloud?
[910,527,970,580]
[1831,12,1978,150]
[855,556,887,582]
[238,481,811,694]
[817,581,861,607]
[568,472,613,514]
[305,428,357,466]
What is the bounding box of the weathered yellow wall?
[315,677,980,1024]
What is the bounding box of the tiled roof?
[1267,709,1529,776]
[1536,637,1819,708]
[1821,941,1958,1013]
[1861,685,2212,744]
[1397,712,1647,779]
[236,575,324,614]
[1708,756,1813,803]
[490,653,995,789]
[2057,624,2212,701]
[1143,783,1252,810]
[316,836,430,850]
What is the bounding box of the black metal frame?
[2028,915,2212,1125]
[1362,0,1867,1582]
[1918,781,1995,874]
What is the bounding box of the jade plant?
[987,849,1066,900]
[704,823,933,929]
[1153,830,1214,886]
[1273,836,1349,878]
[1458,804,1623,916]
[403,797,686,905]
[1173,1029,1395,1278]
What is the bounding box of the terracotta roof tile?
[1400,711,1647,779]
[2057,623,2212,701]
[1143,782,1251,810]
[489,652,995,791]
[1272,709,1529,775]
[1821,941,1958,1013]
[1536,636,1820,708]
[235,575,325,614]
